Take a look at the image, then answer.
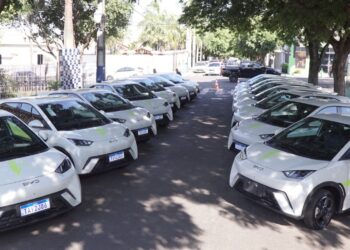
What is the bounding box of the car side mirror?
[38,130,49,141]
[28,120,45,129]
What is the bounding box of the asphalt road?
[1,75,350,250]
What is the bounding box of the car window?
[268,117,350,161]
[256,93,298,109]
[340,107,350,116]
[82,92,133,112]
[317,107,339,115]
[256,101,317,127]
[113,84,156,100]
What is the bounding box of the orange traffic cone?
[214,80,220,90]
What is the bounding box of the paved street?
[1,75,350,250]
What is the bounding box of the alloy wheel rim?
[314,195,334,228]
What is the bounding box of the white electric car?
[231,92,348,126]
[0,96,138,175]
[158,73,198,100]
[228,98,350,150]
[49,89,157,141]
[0,111,81,231]
[229,113,350,230]
[233,85,321,112]
[131,77,181,111]
[144,75,190,105]
[90,81,173,126]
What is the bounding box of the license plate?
[109,151,125,162]
[154,114,163,120]
[20,198,51,217]
[180,96,187,100]
[243,180,264,197]
[235,143,246,151]
[138,128,149,136]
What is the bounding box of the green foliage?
[23,0,133,54]
[200,29,235,58]
[281,63,288,74]
[47,80,60,90]
[138,2,185,50]
[0,69,19,98]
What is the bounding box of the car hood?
[167,86,187,96]
[236,105,265,119]
[105,107,148,120]
[237,119,281,137]
[247,143,329,171]
[58,122,126,142]
[131,97,169,114]
[0,149,65,186]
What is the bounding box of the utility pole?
[63,0,74,48]
[95,0,106,82]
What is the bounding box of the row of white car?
[227,74,350,230]
[0,72,199,231]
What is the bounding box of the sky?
[124,0,184,43]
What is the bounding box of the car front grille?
[0,190,73,232]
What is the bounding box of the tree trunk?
[332,52,348,95]
[64,0,75,48]
[307,41,320,85]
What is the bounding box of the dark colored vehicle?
[222,62,281,82]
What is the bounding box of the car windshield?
[255,93,299,109]
[82,92,133,112]
[135,80,166,92]
[160,74,184,84]
[254,88,287,101]
[39,100,111,131]
[113,84,156,100]
[256,101,317,127]
[0,116,48,161]
[150,76,175,87]
[251,83,281,95]
[267,117,350,161]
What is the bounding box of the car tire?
[303,189,336,230]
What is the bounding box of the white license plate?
[154,114,164,120]
[20,198,51,217]
[138,128,149,136]
[109,151,125,162]
[235,143,246,151]
[180,96,187,100]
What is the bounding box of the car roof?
[291,96,350,107]
[1,95,78,105]
[311,113,350,125]
[53,88,110,95]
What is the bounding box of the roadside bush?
[0,69,19,98]
[48,80,60,90]
[281,63,288,74]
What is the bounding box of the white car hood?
[105,107,147,120]
[0,149,64,186]
[237,105,265,119]
[247,143,329,171]
[58,122,126,143]
[237,119,281,138]
[131,97,169,114]
[168,86,187,96]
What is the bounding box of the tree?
[199,29,235,58]
[138,2,185,51]
[22,0,133,59]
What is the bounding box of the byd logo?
[22,179,40,187]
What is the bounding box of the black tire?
[304,189,336,230]
[229,73,238,83]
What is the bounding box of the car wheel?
[304,189,336,230]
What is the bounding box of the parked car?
[144,75,190,104]
[192,61,209,73]
[49,89,157,142]
[205,62,222,75]
[131,77,181,111]
[158,73,198,99]
[106,67,143,81]
[222,62,281,82]
[90,81,174,126]
[0,110,81,231]
[0,96,138,174]
[229,113,350,229]
[228,98,350,150]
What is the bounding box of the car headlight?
[124,128,131,137]
[55,158,72,174]
[239,148,247,160]
[112,118,127,123]
[259,134,274,140]
[164,102,169,107]
[283,170,315,179]
[68,138,94,146]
